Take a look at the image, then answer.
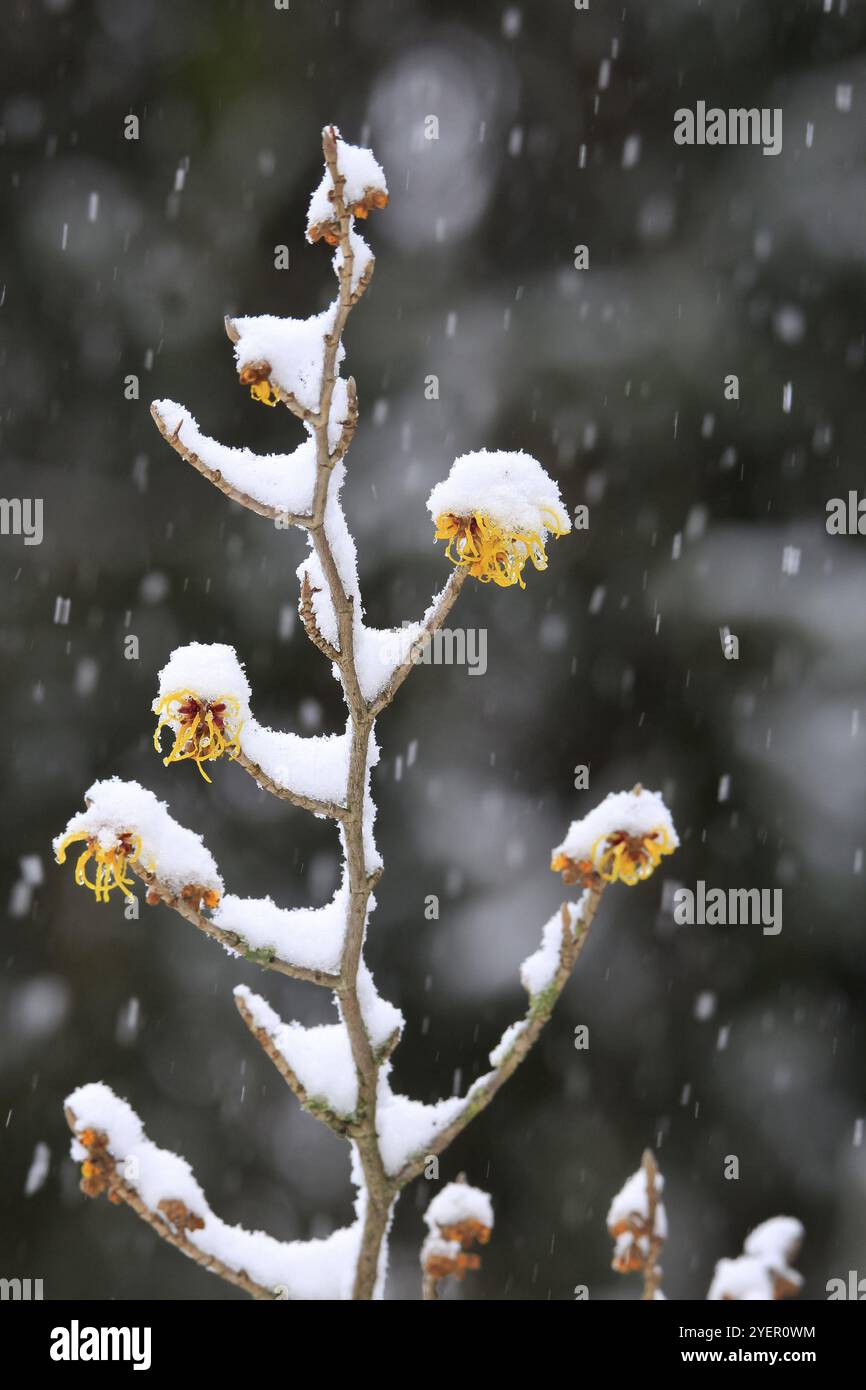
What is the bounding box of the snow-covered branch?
[65,1083,363,1300]
[368,570,467,717]
[235,986,362,1137]
[608,1151,667,1300]
[150,402,315,525]
[603,1157,804,1302]
[54,124,664,1303]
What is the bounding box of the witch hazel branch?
[605,1153,804,1303]
[54,127,680,1301]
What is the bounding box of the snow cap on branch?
[214,883,350,975]
[489,1018,529,1068]
[237,972,402,1116]
[520,899,582,998]
[375,1074,489,1176]
[152,401,317,518]
[355,960,404,1050]
[236,986,358,1118]
[240,719,357,810]
[332,229,374,296]
[307,129,388,245]
[552,786,678,888]
[54,778,223,904]
[607,1165,667,1239]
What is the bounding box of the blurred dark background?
[2,0,866,1301]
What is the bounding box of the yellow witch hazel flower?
[54,777,224,907]
[55,828,141,903]
[152,643,250,785]
[238,364,280,408]
[153,692,243,782]
[427,450,571,589]
[551,786,678,889]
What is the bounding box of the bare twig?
[299,572,340,663]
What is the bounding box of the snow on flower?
[424,1182,494,1238]
[231,303,344,414]
[607,1160,667,1275]
[607,1166,667,1238]
[56,829,139,905]
[153,642,358,806]
[306,131,388,245]
[53,778,222,906]
[66,1083,360,1298]
[551,786,678,888]
[421,1181,494,1284]
[153,643,250,784]
[151,400,318,517]
[708,1217,804,1301]
[427,449,571,589]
